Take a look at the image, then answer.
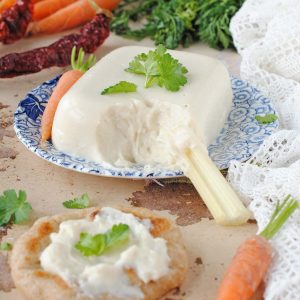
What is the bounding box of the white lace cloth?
[229,1,300,299]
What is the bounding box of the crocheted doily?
[229,1,300,299]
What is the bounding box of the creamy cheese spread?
[40,208,170,299]
[52,46,232,171]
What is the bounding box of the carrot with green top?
[41,47,96,142]
[217,195,299,300]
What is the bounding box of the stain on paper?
[0,103,9,110]
[128,181,212,226]
[195,257,203,265]
[0,147,17,159]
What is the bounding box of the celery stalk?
[184,146,251,225]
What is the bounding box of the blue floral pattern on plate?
[14,76,278,179]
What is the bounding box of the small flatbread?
[10,207,188,300]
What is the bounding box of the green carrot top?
[259,195,298,240]
[71,47,96,73]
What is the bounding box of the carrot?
[217,195,299,300]
[0,0,42,12]
[29,0,95,34]
[29,0,118,34]
[33,0,77,20]
[96,0,122,10]
[33,0,120,21]
[41,47,96,142]
[0,0,16,14]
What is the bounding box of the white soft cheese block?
[52,46,232,169]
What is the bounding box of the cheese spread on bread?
[40,207,170,299]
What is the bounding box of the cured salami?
[0,0,33,44]
[0,13,110,77]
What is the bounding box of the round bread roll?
[10,207,188,300]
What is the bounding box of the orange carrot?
[29,0,119,34]
[97,0,122,10]
[0,0,16,13]
[41,47,96,142]
[29,0,95,34]
[0,0,42,11]
[33,0,120,21]
[217,195,298,300]
[33,0,77,21]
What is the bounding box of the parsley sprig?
[126,45,188,91]
[63,193,90,209]
[111,0,244,50]
[0,190,32,226]
[101,81,137,95]
[75,223,130,257]
[255,114,278,124]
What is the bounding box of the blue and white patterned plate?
[14,76,278,179]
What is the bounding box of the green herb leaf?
[0,190,32,226]
[75,232,106,256]
[255,114,278,124]
[63,193,90,209]
[105,223,130,250]
[75,223,130,257]
[101,81,137,95]
[0,242,12,251]
[126,45,188,91]
[111,0,244,50]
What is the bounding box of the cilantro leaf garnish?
[0,190,32,226]
[126,45,188,92]
[63,193,90,209]
[75,223,130,257]
[255,114,278,124]
[101,81,137,95]
[75,232,106,256]
[0,242,12,251]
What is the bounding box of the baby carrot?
[29,0,118,34]
[0,0,42,12]
[97,0,122,10]
[33,0,77,21]
[33,0,120,21]
[41,47,96,142]
[217,195,299,300]
[29,0,95,34]
[0,0,16,14]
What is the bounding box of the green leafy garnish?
[101,81,137,95]
[126,45,188,91]
[259,195,298,240]
[111,0,244,50]
[63,193,90,209]
[71,47,96,73]
[0,242,12,251]
[0,190,32,226]
[75,223,130,257]
[255,114,278,124]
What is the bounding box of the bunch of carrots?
[0,0,121,35]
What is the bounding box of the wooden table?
[0,32,256,300]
